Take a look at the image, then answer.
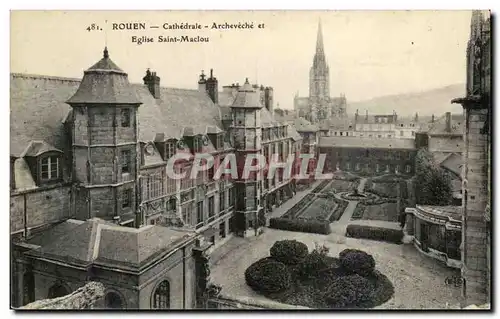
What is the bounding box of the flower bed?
[345,224,404,244]
[282,194,315,219]
[350,202,399,222]
[366,180,409,199]
[245,242,394,309]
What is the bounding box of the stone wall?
[462,108,489,305]
[10,185,72,235]
[20,282,105,310]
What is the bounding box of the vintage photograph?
[9,10,491,310]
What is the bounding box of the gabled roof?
[26,218,196,269]
[23,140,63,157]
[10,73,224,156]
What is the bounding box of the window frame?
[121,108,131,127]
[121,150,131,174]
[39,154,61,182]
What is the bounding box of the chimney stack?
[198,70,207,92]
[143,69,161,99]
[264,87,274,114]
[431,114,435,123]
[205,68,218,104]
[445,112,452,132]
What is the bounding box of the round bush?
[298,251,330,279]
[339,249,376,276]
[270,240,309,265]
[322,274,374,308]
[245,258,291,293]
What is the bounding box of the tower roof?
[316,19,324,54]
[67,47,141,105]
[230,78,263,109]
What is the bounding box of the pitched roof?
[318,136,416,149]
[439,152,463,177]
[26,218,196,269]
[10,73,224,156]
[427,113,464,136]
[230,79,263,109]
[67,48,141,105]
[294,117,318,132]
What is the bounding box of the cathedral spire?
[316,18,324,54]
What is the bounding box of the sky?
[11,10,472,109]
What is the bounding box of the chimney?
[264,86,274,114]
[445,112,451,132]
[205,69,218,104]
[431,114,435,123]
[143,69,161,99]
[198,70,207,92]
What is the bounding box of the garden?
[351,202,400,222]
[244,239,395,309]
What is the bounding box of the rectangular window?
[219,191,225,212]
[121,150,131,174]
[406,165,411,173]
[196,201,204,225]
[121,109,131,127]
[148,172,164,200]
[208,196,215,218]
[217,134,224,149]
[346,162,351,170]
[355,163,361,171]
[219,222,226,238]
[376,163,380,172]
[40,155,59,181]
[165,142,176,160]
[412,131,415,136]
[121,189,132,209]
[400,131,404,136]
[229,187,235,207]
[182,203,193,225]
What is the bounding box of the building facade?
[451,10,491,307]
[294,21,347,123]
[10,48,302,308]
[318,137,417,175]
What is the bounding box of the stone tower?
[67,47,143,227]
[309,20,330,123]
[452,10,491,306]
[230,78,264,237]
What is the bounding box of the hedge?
[269,217,331,235]
[245,258,291,293]
[339,249,376,276]
[270,240,309,265]
[282,194,315,219]
[345,224,403,244]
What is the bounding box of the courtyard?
[210,228,462,309]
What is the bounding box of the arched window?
[48,283,69,299]
[152,280,170,309]
[105,291,124,309]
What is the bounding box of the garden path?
[330,177,368,235]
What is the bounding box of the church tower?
[67,47,143,227]
[309,19,330,99]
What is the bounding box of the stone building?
[294,20,347,123]
[10,48,302,308]
[318,137,417,175]
[451,10,491,306]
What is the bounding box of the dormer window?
[193,136,203,153]
[165,141,176,160]
[217,134,224,150]
[40,155,60,181]
[121,109,131,127]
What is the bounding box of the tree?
[414,149,453,205]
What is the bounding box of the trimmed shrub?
[245,258,291,293]
[298,251,330,279]
[339,249,376,277]
[345,224,404,244]
[269,217,331,235]
[270,240,309,265]
[322,274,374,308]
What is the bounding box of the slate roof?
[10,72,223,157]
[319,118,353,130]
[67,48,141,105]
[439,152,463,177]
[230,79,263,109]
[294,117,319,132]
[427,113,464,136]
[26,218,196,269]
[318,136,416,149]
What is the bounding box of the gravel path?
[210,228,462,309]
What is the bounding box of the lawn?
[353,203,399,222]
[296,197,338,221]
[325,179,359,193]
